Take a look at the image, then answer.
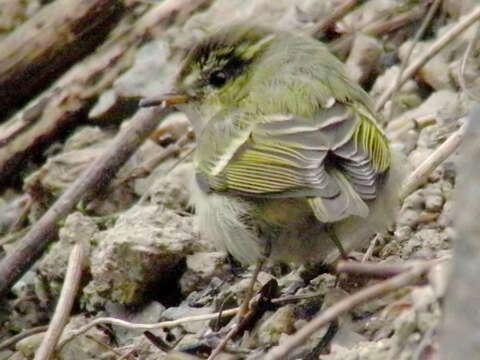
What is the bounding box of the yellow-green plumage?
[173,25,402,264]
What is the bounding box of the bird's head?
[140,25,276,130]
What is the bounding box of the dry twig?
[362,234,380,262]
[310,0,360,37]
[400,123,467,200]
[0,326,49,351]
[207,260,265,360]
[58,308,239,350]
[0,0,122,116]
[459,21,480,102]
[337,258,449,278]
[34,242,87,360]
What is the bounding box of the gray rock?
[255,305,296,345]
[37,212,96,299]
[346,33,382,84]
[180,251,228,295]
[84,205,197,305]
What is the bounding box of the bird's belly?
[193,189,341,264]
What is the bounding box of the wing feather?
[195,102,390,222]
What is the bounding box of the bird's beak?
[139,92,190,108]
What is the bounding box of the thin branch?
[207,259,265,360]
[362,234,380,262]
[0,106,171,297]
[34,242,87,360]
[375,6,480,112]
[459,21,480,102]
[265,262,432,360]
[58,308,240,350]
[400,123,467,200]
[310,0,361,37]
[362,5,426,35]
[337,260,414,277]
[207,325,238,360]
[0,326,49,351]
[337,258,449,278]
[385,0,443,120]
[116,347,137,360]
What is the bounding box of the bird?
[140,24,405,266]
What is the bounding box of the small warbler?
[141,25,404,265]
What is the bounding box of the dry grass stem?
[0,326,49,351]
[400,123,467,200]
[337,258,449,278]
[57,308,239,350]
[459,21,480,102]
[34,242,87,360]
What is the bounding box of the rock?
[144,162,195,211]
[0,0,40,32]
[15,333,44,358]
[324,340,390,360]
[256,305,296,345]
[230,270,276,301]
[37,212,96,299]
[387,90,461,134]
[0,350,15,360]
[371,65,421,119]
[437,199,454,227]
[157,112,192,143]
[88,89,118,120]
[346,33,382,84]
[399,40,453,90]
[114,39,175,98]
[423,183,444,212]
[63,126,110,151]
[442,0,477,18]
[84,205,197,306]
[180,251,229,295]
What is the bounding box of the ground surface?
[0,0,479,359]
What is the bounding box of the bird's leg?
[325,224,349,260]
[237,257,265,319]
[236,240,270,320]
[207,243,270,360]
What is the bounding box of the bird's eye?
[208,70,227,87]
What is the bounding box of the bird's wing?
[195,102,390,222]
